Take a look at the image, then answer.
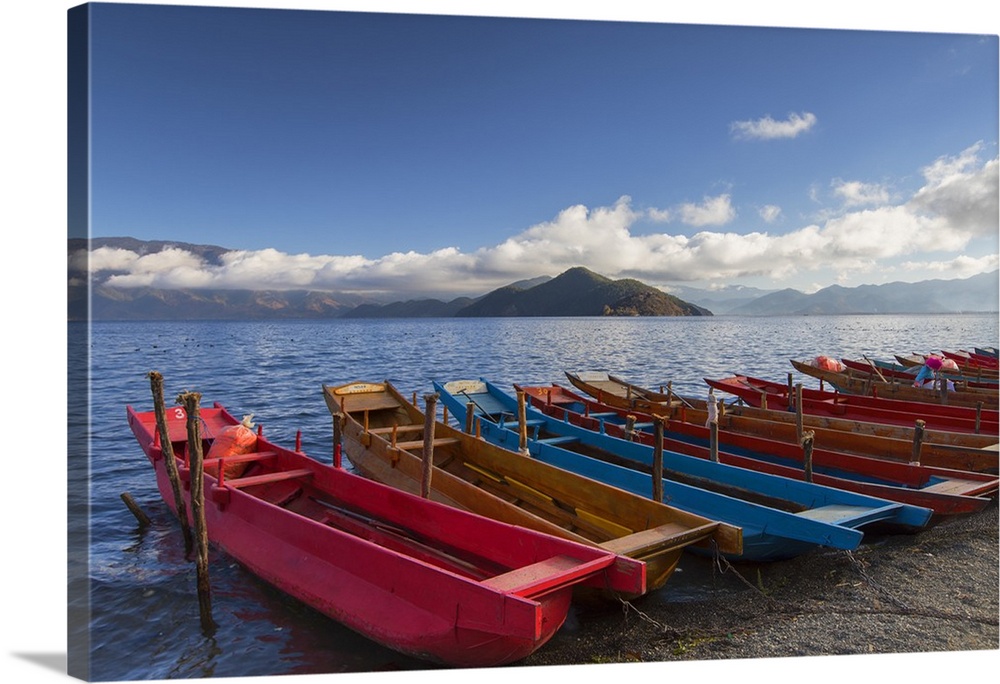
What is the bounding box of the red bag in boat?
[205,414,257,479]
[813,355,845,372]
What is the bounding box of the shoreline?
[522,499,999,669]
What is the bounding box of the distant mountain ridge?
[282,267,709,319]
[70,238,998,320]
[729,272,999,315]
[455,267,710,317]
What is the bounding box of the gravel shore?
[521,498,999,673]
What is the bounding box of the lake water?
[70,314,998,681]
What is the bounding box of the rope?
[843,550,995,625]
[613,543,995,652]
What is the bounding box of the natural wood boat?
[564,371,999,473]
[321,381,742,597]
[894,353,1000,379]
[840,358,999,390]
[127,400,648,667]
[791,358,1000,409]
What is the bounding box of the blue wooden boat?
[975,347,998,360]
[433,379,934,562]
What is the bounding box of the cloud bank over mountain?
[80,144,998,299]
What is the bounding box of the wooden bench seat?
[394,437,462,451]
[210,450,279,465]
[537,436,578,446]
[482,554,581,593]
[368,424,424,436]
[226,468,314,489]
[920,478,986,495]
[600,521,719,556]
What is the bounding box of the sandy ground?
[520,498,999,673]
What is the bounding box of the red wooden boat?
[708,373,1000,435]
[517,383,998,519]
[897,353,1000,380]
[126,401,646,668]
[943,349,1000,369]
[564,371,999,473]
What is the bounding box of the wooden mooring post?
[120,492,151,528]
[652,417,664,502]
[465,402,475,434]
[421,393,438,498]
[801,430,815,483]
[911,419,926,464]
[795,383,804,442]
[177,391,217,635]
[148,371,193,556]
[332,409,343,468]
[624,415,637,441]
[517,390,529,453]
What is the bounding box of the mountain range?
[68,238,999,320]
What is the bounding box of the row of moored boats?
[126,346,999,668]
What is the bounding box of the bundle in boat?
[126,400,646,668]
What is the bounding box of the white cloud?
[908,143,999,237]
[900,253,1000,278]
[832,179,891,207]
[758,205,782,223]
[87,145,998,297]
[730,111,817,140]
[646,207,671,222]
[676,194,736,227]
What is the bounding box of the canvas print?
[63,1,998,682]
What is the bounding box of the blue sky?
[75,2,999,300]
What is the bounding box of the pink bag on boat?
[205,415,257,479]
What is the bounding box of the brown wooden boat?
[565,371,999,473]
[840,358,1000,390]
[790,359,1000,409]
[321,380,743,597]
[897,352,1000,381]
